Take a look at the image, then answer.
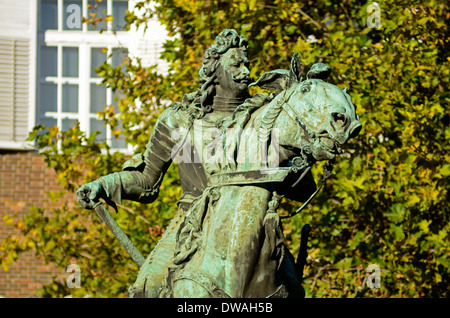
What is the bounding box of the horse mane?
[258,88,292,142]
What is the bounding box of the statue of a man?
[77,29,267,297]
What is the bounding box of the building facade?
[0,0,167,297]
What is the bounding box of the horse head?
[254,53,362,164]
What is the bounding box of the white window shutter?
[0,37,30,143]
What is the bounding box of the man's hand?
[77,181,105,209]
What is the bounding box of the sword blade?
[94,202,145,268]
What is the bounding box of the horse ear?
[289,53,302,85]
[249,53,303,94]
[249,69,290,95]
[307,63,331,81]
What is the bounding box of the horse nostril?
[331,112,348,129]
[349,122,362,139]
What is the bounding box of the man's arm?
[77,107,190,209]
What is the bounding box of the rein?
[279,160,334,219]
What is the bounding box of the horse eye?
[300,82,311,94]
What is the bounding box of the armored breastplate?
[177,115,221,199]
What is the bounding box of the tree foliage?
[1,0,448,297]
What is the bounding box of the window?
[87,0,129,31]
[39,0,128,32]
[112,1,129,31]
[40,0,58,31]
[37,0,130,150]
[88,0,108,31]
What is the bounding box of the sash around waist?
[207,167,291,187]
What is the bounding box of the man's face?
[215,48,251,98]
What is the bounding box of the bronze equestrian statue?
[77,29,362,298]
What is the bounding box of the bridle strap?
[268,86,335,219]
[282,99,316,142]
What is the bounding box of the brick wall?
[0,151,70,298]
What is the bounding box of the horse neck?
[255,87,311,165]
